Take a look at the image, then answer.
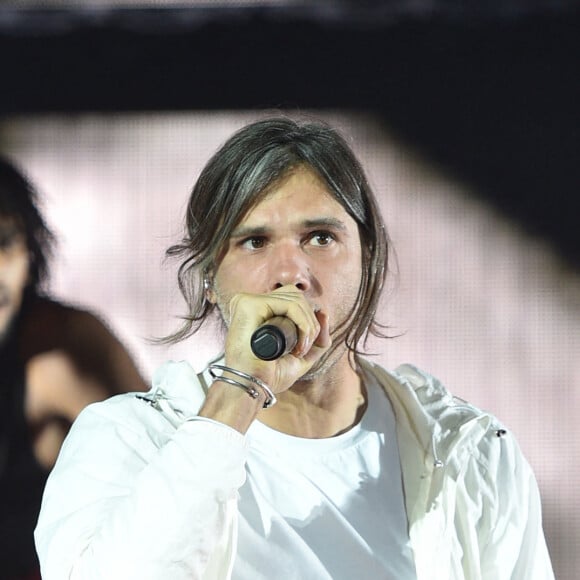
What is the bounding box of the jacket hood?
[360,359,504,470]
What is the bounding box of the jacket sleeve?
[34,397,247,580]
[478,431,555,580]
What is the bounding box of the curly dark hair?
[165,117,390,355]
[0,155,55,294]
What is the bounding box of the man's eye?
[309,232,334,247]
[0,233,20,250]
[241,237,266,250]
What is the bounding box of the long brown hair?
[0,155,55,296]
[165,117,390,354]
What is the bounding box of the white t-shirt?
[235,371,418,579]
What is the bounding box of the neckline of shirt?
[247,368,392,458]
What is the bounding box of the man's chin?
[296,345,348,383]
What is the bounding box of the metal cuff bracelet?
[208,364,277,409]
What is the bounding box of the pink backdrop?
[1,111,577,578]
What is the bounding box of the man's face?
[0,217,29,343]
[211,166,363,350]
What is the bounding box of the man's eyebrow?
[230,225,270,239]
[230,217,348,239]
[0,223,23,247]
[302,217,348,231]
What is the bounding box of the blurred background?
[1,1,578,578]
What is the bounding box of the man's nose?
[269,245,311,292]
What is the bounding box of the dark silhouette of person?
[0,155,148,579]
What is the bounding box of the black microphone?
[250,316,298,361]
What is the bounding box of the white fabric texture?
[235,369,416,579]
[35,359,555,580]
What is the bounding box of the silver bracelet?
[210,374,261,400]
[209,364,277,409]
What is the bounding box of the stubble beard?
[296,342,351,383]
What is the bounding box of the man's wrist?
[209,363,277,409]
[198,379,263,434]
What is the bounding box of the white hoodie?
[35,359,554,579]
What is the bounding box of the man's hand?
[223,285,331,395]
[198,285,331,433]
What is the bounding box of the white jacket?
[35,359,554,579]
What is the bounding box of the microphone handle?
[250,316,298,361]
